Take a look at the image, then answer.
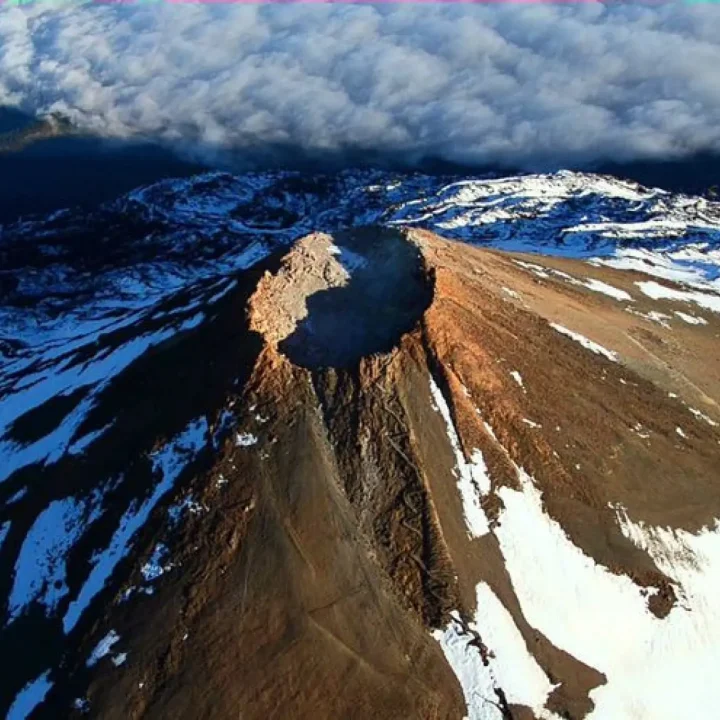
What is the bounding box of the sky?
[1,3,720,170]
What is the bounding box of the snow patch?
[7,487,28,504]
[583,279,633,302]
[432,612,503,720]
[235,432,258,447]
[212,409,236,448]
[68,423,113,456]
[625,308,672,328]
[0,520,10,550]
[674,311,708,326]
[73,697,90,713]
[429,375,491,537]
[87,629,121,667]
[689,408,717,427]
[167,495,206,525]
[112,652,128,667]
[7,670,53,720]
[141,543,174,583]
[636,281,720,314]
[514,260,550,279]
[550,324,618,363]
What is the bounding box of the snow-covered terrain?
[492,472,720,720]
[435,417,720,720]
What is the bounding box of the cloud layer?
[2,3,720,170]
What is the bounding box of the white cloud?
[2,4,720,169]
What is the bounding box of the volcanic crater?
[249,228,433,368]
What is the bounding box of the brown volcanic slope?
[25,228,720,719]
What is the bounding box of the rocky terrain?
[1,170,720,719]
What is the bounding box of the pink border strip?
[0,0,677,5]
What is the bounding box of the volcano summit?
[1,171,720,720]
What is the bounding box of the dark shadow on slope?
[279,229,433,369]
